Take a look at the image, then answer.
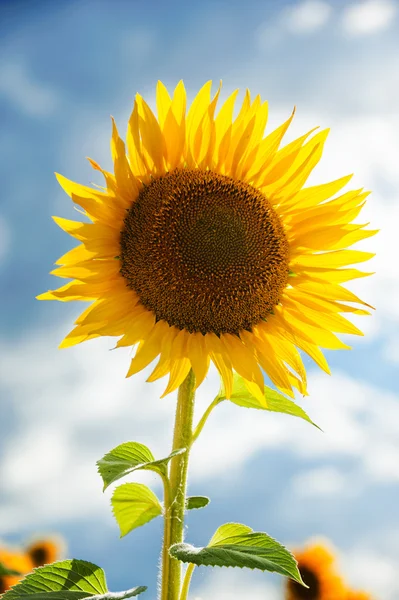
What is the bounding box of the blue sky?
[0,0,399,598]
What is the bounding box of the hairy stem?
[161,369,196,600]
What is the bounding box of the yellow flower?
[38,81,376,398]
[0,548,33,594]
[0,538,63,594]
[27,539,63,567]
[286,542,347,599]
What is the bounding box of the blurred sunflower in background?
[286,541,347,599]
[286,540,375,600]
[0,538,64,594]
[39,81,375,399]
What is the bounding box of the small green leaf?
[111,483,162,537]
[0,562,21,577]
[97,442,185,490]
[186,496,210,510]
[169,522,305,586]
[219,373,320,429]
[1,559,147,600]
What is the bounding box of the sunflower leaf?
[0,559,147,600]
[186,496,210,510]
[97,442,186,490]
[0,561,21,577]
[169,523,305,585]
[219,373,320,429]
[111,483,162,538]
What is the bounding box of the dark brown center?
[287,566,321,599]
[120,169,289,335]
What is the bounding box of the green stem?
[161,369,196,600]
[191,396,223,445]
[161,474,172,600]
[179,565,195,600]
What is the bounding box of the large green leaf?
[219,373,319,428]
[169,522,305,585]
[1,560,147,600]
[186,496,210,510]
[97,442,186,490]
[0,561,21,577]
[111,483,162,538]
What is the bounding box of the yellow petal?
[50,258,120,282]
[161,358,192,397]
[283,295,363,336]
[214,89,239,164]
[242,378,268,408]
[187,332,210,388]
[37,281,90,302]
[294,267,373,284]
[55,244,95,266]
[255,127,318,189]
[267,129,330,200]
[275,306,351,350]
[163,81,187,170]
[59,324,102,348]
[221,332,264,391]
[293,279,374,308]
[136,94,166,174]
[110,117,140,200]
[116,307,156,347]
[292,222,377,252]
[126,100,151,178]
[272,319,331,374]
[126,319,170,377]
[156,80,172,127]
[146,327,179,382]
[283,174,354,212]
[205,333,233,398]
[236,100,269,180]
[257,327,307,388]
[291,250,375,269]
[245,108,295,182]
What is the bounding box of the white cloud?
[0,62,59,117]
[342,0,397,36]
[0,215,11,264]
[283,0,333,33]
[342,549,399,598]
[291,467,347,497]
[256,0,332,48]
[193,569,279,600]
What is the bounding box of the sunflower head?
[0,548,33,594]
[27,539,63,567]
[0,538,63,594]
[38,81,375,399]
[286,542,347,599]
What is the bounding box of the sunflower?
[0,548,32,594]
[27,539,62,567]
[286,542,347,599]
[38,81,375,399]
[0,538,64,594]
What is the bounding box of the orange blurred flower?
[0,537,64,594]
[286,541,347,599]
